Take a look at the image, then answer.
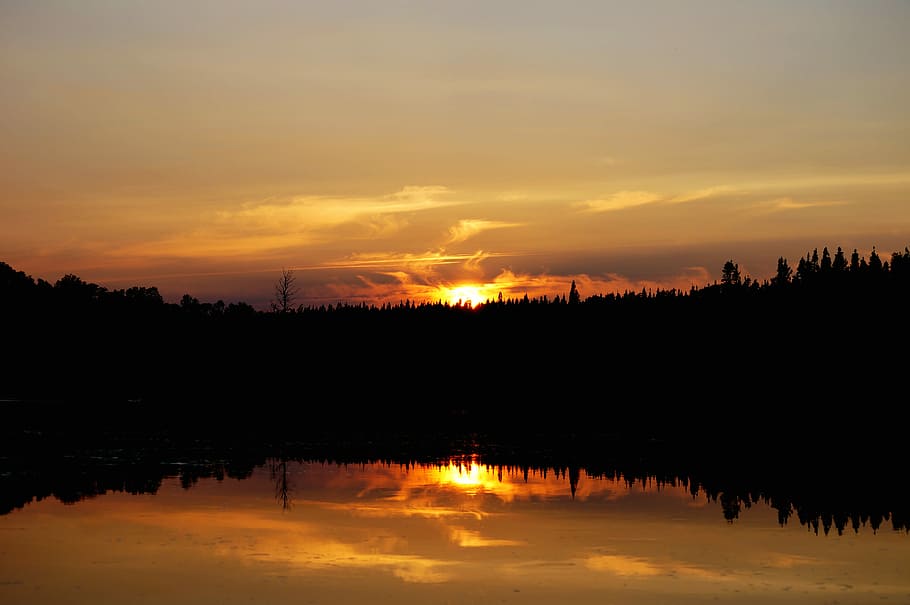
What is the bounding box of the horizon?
[3,1,909,310]
[4,240,905,312]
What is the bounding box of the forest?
[2,244,909,437]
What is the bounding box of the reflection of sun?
[444,463,482,487]
[432,458,501,497]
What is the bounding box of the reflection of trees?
[2,438,907,536]
[720,492,742,522]
[270,458,293,511]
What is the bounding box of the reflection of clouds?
[585,554,725,580]
[585,554,661,576]
[390,559,452,583]
[36,460,910,602]
[448,527,524,548]
[319,500,486,521]
[110,509,456,584]
[763,553,818,568]
[111,464,821,591]
[220,535,454,584]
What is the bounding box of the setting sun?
[440,285,493,308]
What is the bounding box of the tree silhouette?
[820,247,832,273]
[832,247,848,272]
[869,247,883,273]
[850,248,861,272]
[772,257,792,286]
[271,268,300,313]
[568,280,581,304]
[721,260,741,287]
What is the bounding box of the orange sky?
[2,1,909,308]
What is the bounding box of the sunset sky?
[2,1,908,308]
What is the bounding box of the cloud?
[462,250,492,271]
[761,197,848,212]
[216,185,457,235]
[325,250,507,272]
[668,185,738,204]
[483,267,711,303]
[107,186,461,261]
[386,185,453,200]
[497,191,530,201]
[574,190,662,213]
[574,267,712,296]
[445,219,523,244]
[575,186,739,214]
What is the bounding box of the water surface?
[1,458,908,604]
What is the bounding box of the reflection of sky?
[1,460,909,605]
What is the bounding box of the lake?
[2,456,908,605]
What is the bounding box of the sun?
[442,284,491,308]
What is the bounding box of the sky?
[2,1,909,309]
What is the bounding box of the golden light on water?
[4,460,910,604]
[419,458,565,501]
[436,459,486,493]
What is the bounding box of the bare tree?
[271,268,300,313]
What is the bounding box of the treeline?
[3,245,908,318]
[1,244,909,420]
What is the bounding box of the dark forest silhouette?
[2,244,909,412]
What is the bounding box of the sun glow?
[440,284,495,308]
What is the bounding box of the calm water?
[1,457,908,605]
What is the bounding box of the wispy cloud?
[574,190,662,213]
[668,185,738,204]
[575,186,738,214]
[216,185,458,235]
[760,197,848,212]
[107,186,461,260]
[445,219,523,244]
[324,250,507,271]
